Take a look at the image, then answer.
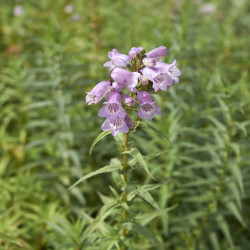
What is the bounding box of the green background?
[0,0,249,249]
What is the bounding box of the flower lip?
[98,91,126,122]
[101,115,133,136]
[137,91,161,120]
[140,60,180,92]
[152,73,173,91]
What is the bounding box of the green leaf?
[89,131,111,155]
[129,185,167,220]
[68,164,121,190]
[216,215,234,247]
[136,211,161,226]
[114,132,125,151]
[130,222,164,250]
[226,201,246,227]
[0,233,25,247]
[227,182,242,210]
[209,232,220,250]
[88,201,120,235]
[127,148,155,180]
[229,163,244,195]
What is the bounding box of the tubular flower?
[111,68,140,92]
[121,94,135,107]
[167,60,181,83]
[103,49,131,70]
[146,46,168,61]
[129,47,144,59]
[98,91,126,122]
[140,66,173,92]
[137,91,161,120]
[86,81,110,105]
[101,115,133,136]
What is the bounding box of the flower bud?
[142,58,156,67]
[129,47,144,59]
[121,94,135,107]
[139,75,149,86]
[146,46,168,61]
[104,49,131,70]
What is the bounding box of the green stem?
[121,132,129,249]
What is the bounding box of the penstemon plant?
[71,46,180,249]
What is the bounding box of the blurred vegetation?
[0,0,250,249]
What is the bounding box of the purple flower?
[146,46,168,61]
[13,5,24,16]
[101,115,133,136]
[111,68,140,92]
[141,65,173,92]
[98,91,126,122]
[167,60,181,83]
[156,60,181,83]
[86,81,110,105]
[137,91,161,120]
[141,60,180,91]
[128,47,144,59]
[103,49,131,70]
[121,94,135,107]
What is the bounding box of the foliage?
[0,0,250,249]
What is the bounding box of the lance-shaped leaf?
[69,163,121,190]
[126,148,155,180]
[89,130,111,155]
[127,222,164,250]
[0,233,24,247]
[129,185,167,220]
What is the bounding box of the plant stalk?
[121,132,130,249]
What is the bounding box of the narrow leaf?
[89,131,111,155]
[131,222,164,250]
[131,186,167,220]
[69,164,120,190]
[127,148,155,180]
[0,233,24,247]
[226,201,246,227]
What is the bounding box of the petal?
[101,119,111,131]
[103,61,112,67]
[98,105,108,118]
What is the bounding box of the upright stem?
[121,132,129,249]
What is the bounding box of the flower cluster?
[86,46,180,136]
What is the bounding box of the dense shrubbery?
[0,0,250,249]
